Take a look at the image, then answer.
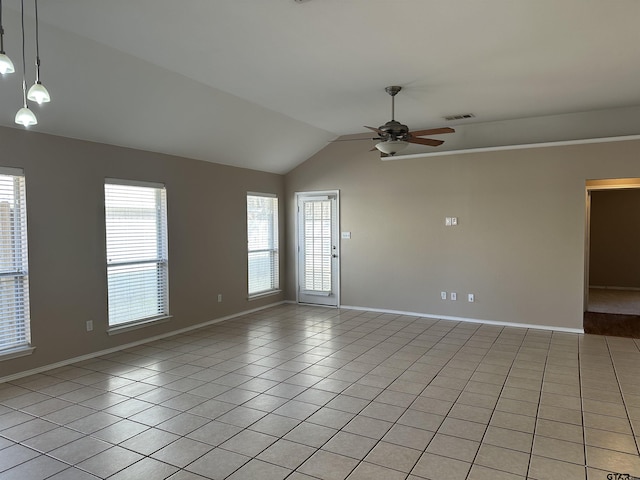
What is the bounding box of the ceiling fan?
[363,86,455,156]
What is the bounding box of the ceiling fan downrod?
[385,86,401,121]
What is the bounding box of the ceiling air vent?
[443,113,475,121]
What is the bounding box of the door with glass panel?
[297,192,339,306]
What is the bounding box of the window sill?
[0,345,36,362]
[107,315,172,336]
[248,290,282,301]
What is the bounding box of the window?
[0,168,31,356]
[247,193,279,296]
[105,180,168,327]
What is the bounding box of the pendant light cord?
[34,0,40,81]
[0,0,5,53]
[20,0,27,106]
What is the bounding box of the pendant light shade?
[27,81,49,103]
[375,139,409,156]
[0,52,13,74]
[15,105,37,126]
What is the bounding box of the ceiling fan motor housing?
[379,120,410,140]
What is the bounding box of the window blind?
[0,170,31,353]
[247,194,279,296]
[105,181,168,326]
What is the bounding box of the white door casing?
[296,191,339,307]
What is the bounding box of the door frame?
[584,178,640,311]
[295,190,340,307]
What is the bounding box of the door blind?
[302,199,332,292]
[0,170,30,353]
[105,181,168,326]
[247,194,279,296]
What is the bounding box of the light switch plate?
[341,232,351,239]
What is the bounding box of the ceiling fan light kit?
[376,139,409,155]
[366,85,455,157]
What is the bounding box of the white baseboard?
[590,285,640,291]
[0,301,286,384]
[340,305,584,334]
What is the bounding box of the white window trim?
[247,192,280,298]
[248,289,282,301]
[105,179,169,328]
[0,167,32,357]
[0,345,36,361]
[107,314,172,335]
[247,191,277,198]
[105,178,165,189]
[0,166,26,177]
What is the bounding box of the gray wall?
[5,123,640,378]
[1,126,284,378]
[590,189,640,288]
[285,138,640,331]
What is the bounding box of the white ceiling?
[1,0,640,173]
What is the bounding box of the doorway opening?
[584,178,640,336]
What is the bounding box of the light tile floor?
[1,304,640,479]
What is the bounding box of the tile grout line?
[605,336,640,459]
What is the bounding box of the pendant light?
[27,0,49,103]
[0,0,15,74]
[15,0,36,127]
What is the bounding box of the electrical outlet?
[217,294,222,303]
[450,292,457,301]
[441,291,447,300]
[451,217,458,226]
[86,320,93,332]
[468,294,475,303]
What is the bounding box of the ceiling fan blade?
[407,137,444,147]
[409,127,455,137]
[364,125,385,135]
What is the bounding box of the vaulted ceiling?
[1,0,639,173]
